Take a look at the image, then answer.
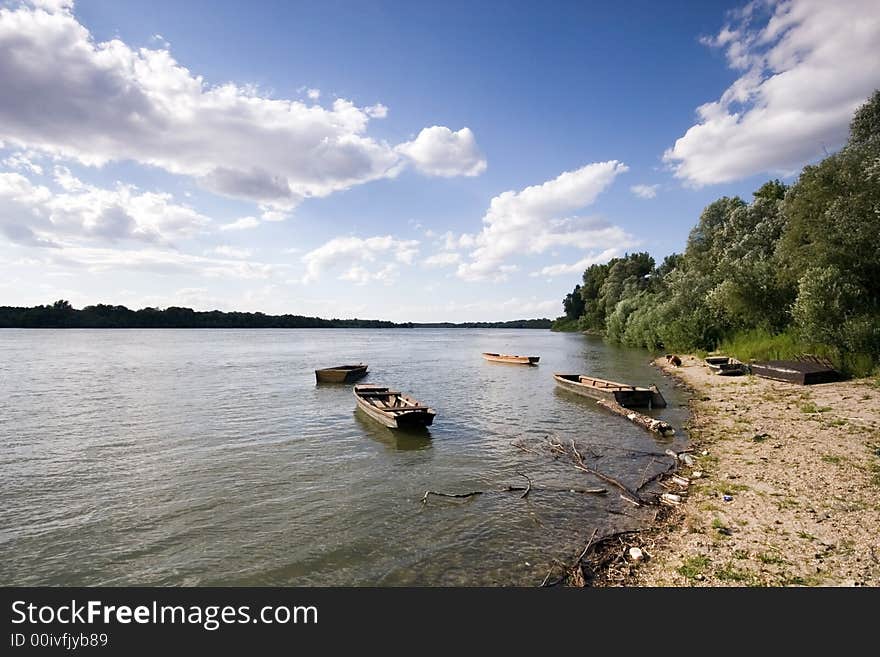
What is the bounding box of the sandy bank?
[626,356,880,587]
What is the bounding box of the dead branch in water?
[546,438,646,507]
[421,490,483,503]
[516,471,532,499]
[596,399,675,436]
[421,479,608,505]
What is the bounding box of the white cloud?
[2,152,43,176]
[0,169,210,247]
[28,0,74,11]
[20,245,279,280]
[301,235,419,283]
[423,251,461,268]
[219,216,260,231]
[630,184,659,199]
[530,248,621,278]
[365,103,388,119]
[213,245,253,259]
[665,0,880,186]
[397,126,487,177]
[455,161,634,281]
[338,263,398,286]
[260,209,288,222]
[0,5,485,211]
[306,88,321,100]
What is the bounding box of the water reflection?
[353,409,433,451]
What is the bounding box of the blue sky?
[1,0,878,321]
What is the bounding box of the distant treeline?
[0,302,551,329]
[553,91,880,376]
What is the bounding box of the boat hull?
[354,385,435,429]
[315,364,368,383]
[481,352,540,365]
[553,374,666,409]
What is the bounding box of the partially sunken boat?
[354,384,436,429]
[553,374,667,409]
[315,363,368,383]
[481,352,540,365]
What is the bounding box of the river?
[0,329,688,585]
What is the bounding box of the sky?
[1,0,878,322]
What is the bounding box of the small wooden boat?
[705,356,748,376]
[481,352,540,365]
[354,384,436,429]
[315,363,368,383]
[553,374,667,409]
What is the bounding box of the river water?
[0,329,688,585]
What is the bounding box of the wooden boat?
[315,363,368,383]
[354,384,436,429]
[481,352,540,365]
[705,356,731,369]
[553,373,667,409]
[749,360,838,385]
[705,356,748,376]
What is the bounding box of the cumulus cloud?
[0,169,209,247]
[665,0,880,186]
[213,245,253,259]
[455,161,634,281]
[397,126,487,177]
[0,4,486,210]
[630,184,659,199]
[301,235,419,284]
[423,251,461,268]
[306,88,321,100]
[2,152,44,175]
[530,248,621,278]
[219,216,260,231]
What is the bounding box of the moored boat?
[704,356,748,376]
[315,363,368,383]
[354,384,436,429]
[553,373,667,409]
[481,352,540,365]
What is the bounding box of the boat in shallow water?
[553,373,667,409]
[354,384,436,429]
[481,352,540,365]
[315,363,368,383]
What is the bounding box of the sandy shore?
[626,355,880,587]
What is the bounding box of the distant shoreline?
[0,302,552,330]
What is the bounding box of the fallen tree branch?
[562,438,646,506]
[516,471,532,499]
[421,490,482,504]
[596,399,675,436]
[422,480,609,505]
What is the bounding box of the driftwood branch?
[552,438,645,506]
[421,490,482,504]
[516,471,532,499]
[596,399,674,436]
[422,479,608,505]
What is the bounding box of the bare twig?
[421,490,482,504]
[516,471,532,499]
[576,528,599,563]
[637,458,655,489]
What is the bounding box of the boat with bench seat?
[354,384,436,429]
[553,374,667,409]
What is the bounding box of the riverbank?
[620,355,880,587]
